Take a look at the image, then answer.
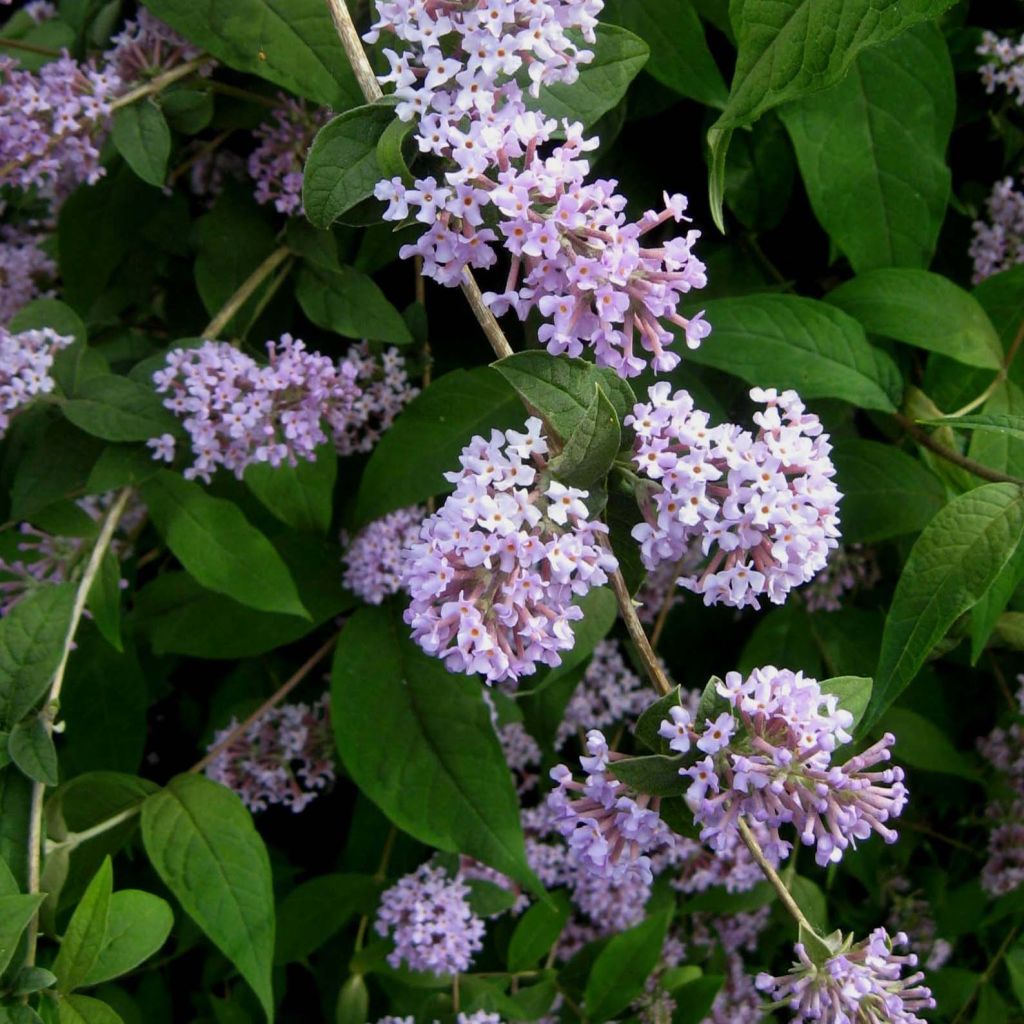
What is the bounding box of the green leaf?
[927,413,1024,442]
[549,385,621,489]
[466,879,519,917]
[0,894,45,978]
[7,300,88,398]
[1006,943,1024,1009]
[601,0,727,106]
[10,421,103,521]
[968,381,1024,481]
[867,483,1024,731]
[778,25,954,273]
[670,974,724,1024]
[140,0,360,108]
[723,113,795,231]
[0,584,76,729]
[274,874,380,964]
[790,875,829,934]
[335,974,368,1024]
[715,0,954,130]
[609,754,685,796]
[831,440,947,544]
[818,676,872,730]
[975,266,1024,357]
[111,101,171,188]
[8,718,58,787]
[375,114,416,185]
[634,686,685,754]
[584,909,669,1021]
[295,265,413,345]
[528,24,648,129]
[302,104,396,228]
[244,447,337,534]
[142,471,308,618]
[54,858,113,993]
[81,890,174,986]
[827,269,1002,369]
[507,892,571,972]
[62,374,180,442]
[739,603,823,677]
[57,995,124,1024]
[331,603,539,895]
[685,295,901,411]
[141,774,275,1019]
[970,535,1024,663]
[85,551,123,653]
[353,368,522,526]
[0,771,33,890]
[881,708,980,781]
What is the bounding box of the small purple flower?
[402,417,617,684]
[374,863,485,975]
[627,383,842,610]
[969,176,1024,283]
[756,928,936,1024]
[342,506,424,605]
[0,325,73,438]
[802,543,879,613]
[978,30,1024,106]
[103,9,211,82]
[0,223,57,326]
[204,694,335,813]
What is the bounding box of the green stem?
[0,37,60,57]
[202,244,291,339]
[23,487,133,969]
[950,923,1020,1024]
[606,556,672,697]
[110,57,209,111]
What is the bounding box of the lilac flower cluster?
[0,325,73,438]
[248,95,330,216]
[978,30,1024,106]
[0,492,146,614]
[24,1,57,22]
[555,639,656,749]
[103,9,209,83]
[979,678,1024,895]
[376,1015,500,1024]
[204,694,334,813]
[0,223,56,325]
[628,383,841,609]
[802,543,879,613]
[885,877,953,972]
[0,54,120,196]
[342,506,424,605]
[149,337,415,480]
[660,666,907,867]
[402,417,617,683]
[374,863,485,974]
[368,0,710,377]
[548,728,672,886]
[969,176,1024,283]
[756,928,935,1024]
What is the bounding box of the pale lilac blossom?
[0,223,56,325]
[103,9,210,82]
[978,30,1024,106]
[802,543,879,613]
[969,176,1024,283]
[0,324,72,437]
[342,506,424,605]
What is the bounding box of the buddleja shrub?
[1,0,1024,1020]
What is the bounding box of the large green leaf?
[967,382,1024,482]
[584,909,670,1021]
[8,717,58,787]
[827,269,1002,369]
[53,858,113,993]
[142,471,308,618]
[882,708,980,781]
[0,584,76,729]
[274,874,380,964]
[716,0,954,130]
[295,265,413,345]
[141,775,275,1019]
[111,101,171,189]
[685,295,901,411]
[778,25,953,273]
[81,890,174,987]
[331,603,540,895]
[302,104,396,229]
[507,892,571,972]
[831,440,947,544]
[140,0,360,108]
[353,368,523,526]
[0,893,45,977]
[244,447,337,534]
[867,483,1024,731]
[527,24,648,128]
[548,385,621,489]
[601,0,727,107]
[62,374,181,442]
[57,994,125,1024]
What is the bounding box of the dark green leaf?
[85,551,123,653]
[141,774,275,1019]
[968,382,1024,481]
[82,890,174,986]
[927,412,1024,442]
[670,974,723,1024]
[466,879,519,918]
[528,25,649,129]
[302,104,396,228]
[609,754,685,796]
[723,113,795,230]
[335,974,368,1024]
[634,687,685,754]
[601,0,726,106]
[62,374,180,442]
[831,440,947,544]
[686,295,901,411]
[274,874,380,964]
[140,0,360,108]
[54,858,113,992]
[244,447,337,534]
[331,603,539,895]
[827,269,1001,369]
[970,535,1024,663]
[778,25,954,273]
[818,676,872,730]
[0,894,45,978]
[507,892,570,972]
[8,718,58,787]
[57,995,124,1024]
[375,115,416,185]
[295,265,413,345]
[881,708,980,781]
[0,584,76,729]
[0,770,32,889]
[10,420,104,521]
[354,368,522,525]
[111,101,171,188]
[584,909,669,1021]
[738,603,822,678]
[549,385,621,488]
[142,471,308,618]
[867,483,1024,731]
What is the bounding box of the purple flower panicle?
[969,177,1024,283]
[0,325,73,438]
[342,506,424,605]
[978,30,1024,106]
[402,417,617,684]
[0,224,56,326]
